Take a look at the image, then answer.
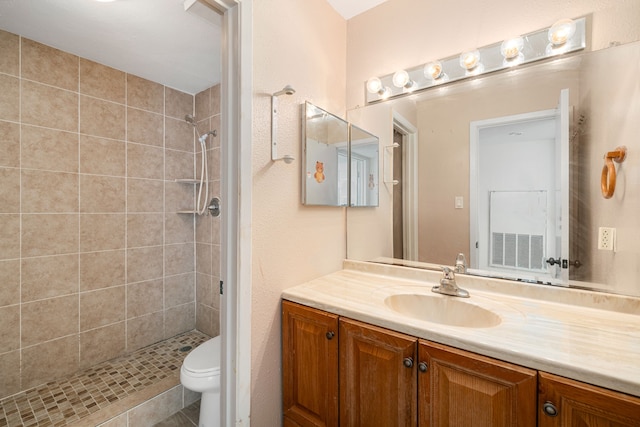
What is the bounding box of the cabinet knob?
[403,357,414,368]
[325,331,335,340]
[543,402,558,417]
[418,362,428,372]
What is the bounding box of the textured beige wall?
[0,31,202,399]
[251,0,347,424]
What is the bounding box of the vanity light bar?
[365,17,587,104]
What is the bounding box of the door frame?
[207,0,252,425]
[392,112,418,261]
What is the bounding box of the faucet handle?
[441,266,455,279]
[454,252,467,273]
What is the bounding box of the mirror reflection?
[302,102,379,207]
[347,40,640,297]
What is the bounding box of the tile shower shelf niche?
[175,178,201,214]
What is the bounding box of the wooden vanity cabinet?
[538,372,640,427]
[418,340,537,427]
[282,301,339,427]
[339,318,417,426]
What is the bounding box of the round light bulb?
[424,61,443,80]
[500,37,524,60]
[459,50,480,70]
[366,77,383,94]
[548,18,576,46]
[392,70,410,88]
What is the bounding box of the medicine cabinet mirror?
[302,102,379,207]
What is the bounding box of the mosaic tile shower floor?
[0,331,208,427]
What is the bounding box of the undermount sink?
[384,293,502,328]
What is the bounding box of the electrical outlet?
[598,227,616,250]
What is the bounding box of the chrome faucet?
[432,266,470,298]
[454,252,467,274]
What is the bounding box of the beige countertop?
[282,260,640,398]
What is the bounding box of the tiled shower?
[0,29,221,402]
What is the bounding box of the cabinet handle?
[326,331,335,340]
[403,357,414,368]
[418,362,428,372]
[543,402,558,417]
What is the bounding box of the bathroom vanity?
[281,261,640,426]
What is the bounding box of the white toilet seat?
[183,335,221,376]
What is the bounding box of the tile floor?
[154,400,200,427]
[0,331,208,426]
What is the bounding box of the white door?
[469,89,570,284]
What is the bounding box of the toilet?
[180,336,221,427]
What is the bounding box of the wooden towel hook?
[601,146,627,199]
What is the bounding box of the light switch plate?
[455,196,464,209]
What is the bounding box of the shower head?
[185,114,197,125]
[273,85,296,97]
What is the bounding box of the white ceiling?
[0,0,383,95]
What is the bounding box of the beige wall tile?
[80,250,125,291]
[126,311,163,351]
[21,214,78,257]
[0,305,19,351]
[165,273,195,308]
[21,125,79,173]
[127,143,164,180]
[195,87,211,119]
[196,272,213,308]
[209,115,221,149]
[80,286,125,331]
[165,87,193,120]
[97,413,127,427]
[165,149,194,181]
[195,212,212,244]
[195,243,212,276]
[21,335,79,390]
[127,107,163,147]
[207,147,221,180]
[21,254,79,302]
[80,321,126,369]
[80,95,126,140]
[164,182,194,213]
[0,260,19,307]
[128,385,183,426]
[164,303,195,339]
[0,350,20,399]
[211,244,221,277]
[127,213,163,248]
[165,243,194,276]
[21,170,78,213]
[21,80,78,132]
[0,214,19,260]
[127,178,164,213]
[127,246,163,284]
[127,279,163,318]
[21,38,78,91]
[80,175,125,213]
[211,84,220,116]
[196,303,214,337]
[80,135,126,176]
[21,295,78,347]
[80,214,125,252]
[165,213,194,245]
[165,117,194,152]
[0,30,19,76]
[0,168,19,213]
[0,74,19,122]
[0,121,20,168]
[127,74,164,113]
[80,58,126,104]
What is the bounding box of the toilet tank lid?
[183,336,221,373]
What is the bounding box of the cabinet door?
[339,318,417,426]
[282,301,339,427]
[418,340,537,427]
[538,371,640,427]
